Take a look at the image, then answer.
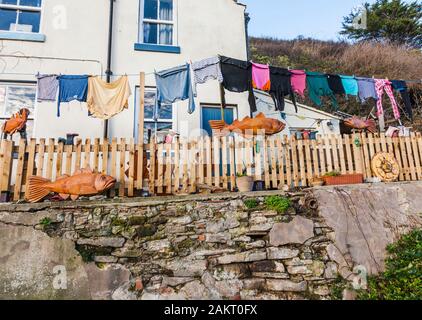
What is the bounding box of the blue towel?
[57,75,89,117]
[154,64,195,121]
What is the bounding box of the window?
[0,0,42,33]
[139,0,174,45]
[0,82,36,140]
[134,87,173,144]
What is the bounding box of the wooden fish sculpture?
[2,108,30,139]
[344,116,377,133]
[25,167,116,203]
[209,113,286,136]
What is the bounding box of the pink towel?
[290,70,306,97]
[252,63,271,91]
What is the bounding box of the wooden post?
[137,72,145,190]
[219,83,226,120]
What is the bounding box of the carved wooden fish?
[25,167,116,203]
[344,116,377,133]
[2,108,30,135]
[209,113,286,136]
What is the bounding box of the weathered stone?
[170,216,192,225]
[167,259,207,277]
[162,276,194,287]
[111,282,137,301]
[269,217,314,246]
[267,247,299,260]
[266,280,307,292]
[216,251,267,265]
[144,239,170,252]
[193,249,237,257]
[94,256,118,263]
[287,265,312,275]
[324,262,339,279]
[250,261,277,273]
[111,248,142,258]
[242,278,265,290]
[312,285,330,296]
[206,219,227,233]
[205,233,231,243]
[245,240,266,250]
[213,264,250,281]
[253,272,289,279]
[179,280,211,300]
[77,237,125,248]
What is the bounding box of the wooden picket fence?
[1,132,422,202]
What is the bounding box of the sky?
[241,0,414,41]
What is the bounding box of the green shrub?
[358,229,422,300]
[39,217,52,227]
[264,196,291,214]
[324,171,341,177]
[244,199,259,209]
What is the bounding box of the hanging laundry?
[191,56,223,88]
[87,76,131,120]
[340,75,359,96]
[252,62,271,91]
[374,79,400,120]
[155,64,196,121]
[57,75,89,117]
[36,74,59,102]
[306,71,338,108]
[391,80,412,120]
[290,70,306,97]
[327,74,346,95]
[269,66,297,112]
[220,56,257,113]
[356,77,378,103]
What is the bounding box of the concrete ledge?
[0,31,46,42]
[134,43,181,54]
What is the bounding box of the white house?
[0,0,251,142]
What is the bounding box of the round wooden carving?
[371,152,400,182]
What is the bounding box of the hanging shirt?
[327,74,346,95]
[191,56,223,88]
[57,75,89,117]
[269,66,297,112]
[36,74,59,102]
[356,77,378,103]
[87,75,132,120]
[220,56,257,113]
[340,75,359,96]
[290,70,306,97]
[391,80,412,120]
[252,62,271,91]
[155,64,196,121]
[375,79,400,120]
[306,71,338,109]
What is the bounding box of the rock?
[111,282,137,300]
[206,219,226,233]
[267,247,299,260]
[312,285,330,296]
[94,256,118,263]
[167,259,207,277]
[179,280,211,300]
[205,233,231,243]
[213,264,250,281]
[77,237,125,248]
[324,262,339,279]
[216,251,267,265]
[143,239,170,252]
[287,265,312,275]
[170,216,193,225]
[266,280,307,292]
[269,217,314,246]
[250,260,283,273]
[242,279,265,290]
[162,277,195,287]
[245,240,266,250]
[111,248,141,258]
[193,249,237,257]
[310,261,325,277]
[252,272,289,279]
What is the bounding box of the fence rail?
[1,133,422,201]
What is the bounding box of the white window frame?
[0,0,43,34]
[138,0,177,46]
[0,82,36,120]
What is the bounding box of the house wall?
[0,0,249,140]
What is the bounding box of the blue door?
[201,107,234,136]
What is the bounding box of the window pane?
[19,0,42,7]
[0,0,18,5]
[0,86,6,114]
[0,8,17,31]
[159,0,172,21]
[17,10,40,32]
[144,0,157,19]
[144,122,172,143]
[159,24,172,45]
[144,91,172,120]
[143,22,157,44]
[5,86,36,117]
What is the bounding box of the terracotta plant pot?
[323,174,364,186]
[237,176,254,192]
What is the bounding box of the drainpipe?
[104,0,115,139]
[244,12,251,60]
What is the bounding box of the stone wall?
[1,183,421,300]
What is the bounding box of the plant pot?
[323,174,364,186]
[237,176,254,192]
[311,179,325,187]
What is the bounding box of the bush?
[264,196,291,214]
[358,229,422,300]
[244,199,259,209]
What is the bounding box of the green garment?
[306,71,338,109]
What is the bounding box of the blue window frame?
[0,0,42,33]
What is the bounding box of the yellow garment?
[87,76,131,120]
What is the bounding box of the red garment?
[375,79,400,120]
[252,63,271,91]
[290,70,306,97]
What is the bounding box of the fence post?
[0,140,14,202]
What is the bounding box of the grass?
[244,198,259,209]
[264,196,291,214]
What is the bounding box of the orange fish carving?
[209,113,286,137]
[25,167,116,203]
[2,108,30,138]
[344,116,377,133]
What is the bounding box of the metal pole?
[104,0,115,139]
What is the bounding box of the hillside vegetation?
[250,37,422,127]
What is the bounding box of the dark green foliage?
[358,229,422,300]
[244,199,259,209]
[324,171,341,177]
[264,196,291,214]
[341,0,422,49]
[39,217,53,227]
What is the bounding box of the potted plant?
[322,171,364,186]
[310,176,325,187]
[236,168,254,192]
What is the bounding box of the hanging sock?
[252,62,271,91]
[391,80,413,120]
[374,79,400,120]
[154,63,196,121]
[57,75,89,117]
[87,75,132,120]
